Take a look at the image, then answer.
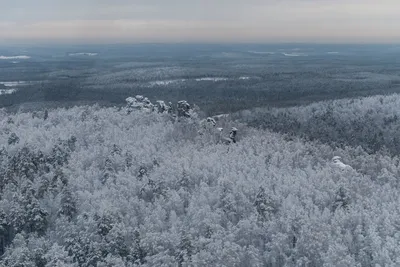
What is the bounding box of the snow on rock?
[200,117,217,129]
[221,127,239,145]
[332,156,353,171]
[155,100,172,114]
[125,95,155,113]
[177,100,192,118]
[229,127,238,143]
[212,114,230,121]
[126,95,197,119]
[125,97,136,105]
[126,96,230,144]
[222,137,234,144]
[206,117,217,127]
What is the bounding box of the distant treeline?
[235,93,400,156]
[1,48,400,115]
[2,76,400,117]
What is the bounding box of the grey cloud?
[1,0,400,42]
[2,0,257,21]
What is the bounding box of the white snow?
[0,81,28,87]
[126,95,156,113]
[212,114,229,120]
[155,100,170,113]
[68,53,98,56]
[125,97,136,105]
[206,117,217,126]
[248,51,275,55]
[282,53,308,57]
[195,77,228,82]
[148,79,186,87]
[222,137,233,144]
[332,156,353,171]
[0,89,16,95]
[145,77,252,87]
[0,55,30,60]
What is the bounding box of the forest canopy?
[1,93,400,266]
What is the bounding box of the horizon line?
[1,41,400,47]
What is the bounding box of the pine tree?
[58,187,77,221]
[333,187,351,212]
[44,243,75,267]
[8,147,38,182]
[111,144,122,156]
[176,233,193,267]
[8,133,19,145]
[137,165,148,181]
[125,151,133,168]
[23,191,48,235]
[0,234,36,267]
[101,158,115,185]
[43,110,49,121]
[96,214,114,236]
[254,186,276,221]
[129,230,147,265]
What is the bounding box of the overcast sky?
[1,0,399,43]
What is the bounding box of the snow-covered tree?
[0,93,400,266]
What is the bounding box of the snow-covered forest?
[2,93,400,266]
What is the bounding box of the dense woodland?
[2,44,400,116]
[236,94,400,156]
[1,93,400,266]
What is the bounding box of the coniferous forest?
[2,92,400,266]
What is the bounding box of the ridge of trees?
[1,94,400,266]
